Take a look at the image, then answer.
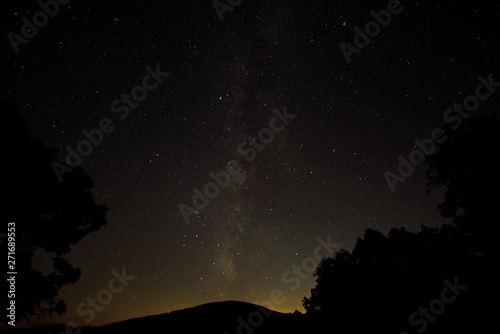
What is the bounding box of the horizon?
[2,0,498,331]
[10,300,300,329]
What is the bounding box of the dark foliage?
[303,115,498,333]
[1,101,108,324]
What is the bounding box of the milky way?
[2,0,499,326]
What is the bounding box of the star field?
[1,0,499,327]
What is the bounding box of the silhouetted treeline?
[1,101,108,325]
[303,115,498,333]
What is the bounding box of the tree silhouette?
[303,114,498,333]
[303,225,478,333]
[1,101,108,325]
[425,114,499,257]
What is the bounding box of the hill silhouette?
[2,301,310,334]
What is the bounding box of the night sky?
[2,0,499,327]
